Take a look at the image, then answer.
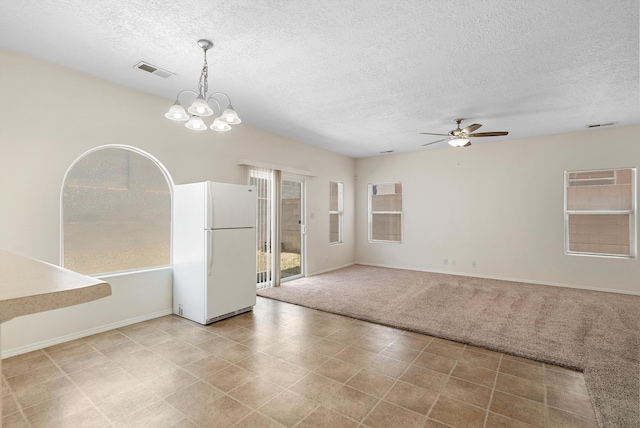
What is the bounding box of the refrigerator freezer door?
[176,182,208,229]
[206,228,257,322]
[208,182,256,229]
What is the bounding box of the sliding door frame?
[280,175,306,283]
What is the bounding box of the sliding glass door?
[250,168,275,288]
[280,178,304,281]
[249,168,305,287]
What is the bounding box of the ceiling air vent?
[379,150,394,154]
[587,122,615,128]
[134,61,175,78]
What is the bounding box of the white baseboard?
[1,308,173,359]
[307,263,355,277]
[355,262,640,296]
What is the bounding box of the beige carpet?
[257,265,640,428]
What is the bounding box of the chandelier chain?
[198,49,209,98]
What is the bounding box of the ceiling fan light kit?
[421,118,508,148]
[448,137,470,147]
[165,39,241,132]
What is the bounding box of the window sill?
[565,252,635,260]
[94,265,172,279]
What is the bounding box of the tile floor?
[2,297,598,427]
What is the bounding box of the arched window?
[62,146,172,275]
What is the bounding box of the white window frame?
[368,182,403,244]
[564,167,636,259]
[329,181,344,245]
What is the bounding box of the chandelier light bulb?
[211,118,232,132]
[164,103,189,121]
[187,97,214,117]
[221,107,241,124]
[185,116,207,131]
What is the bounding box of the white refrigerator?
[173,181,257,324]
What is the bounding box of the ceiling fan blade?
[419,132,450,136]
[463,141,472,147]
[468,131,509,137]
[422,138,448,146]
[461,123,482,134]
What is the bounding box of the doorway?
[249,167,305,287]
[280,178,304,281]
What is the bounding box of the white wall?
[0,48,355,354]
[355,126,640,294]
[1,268,173,358]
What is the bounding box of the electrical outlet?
[452,260,456,266]
[444,259,448,265]
[472,261,476,268]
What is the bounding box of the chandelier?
[165,39,241,132]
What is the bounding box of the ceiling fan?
[420,118,509,147]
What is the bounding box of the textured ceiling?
[0,0,638,158]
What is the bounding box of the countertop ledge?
[0,250,112,322]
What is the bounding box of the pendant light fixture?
[165,39,241,132]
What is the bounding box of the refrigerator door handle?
[207,182,213,229]
[207,229,213,276]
